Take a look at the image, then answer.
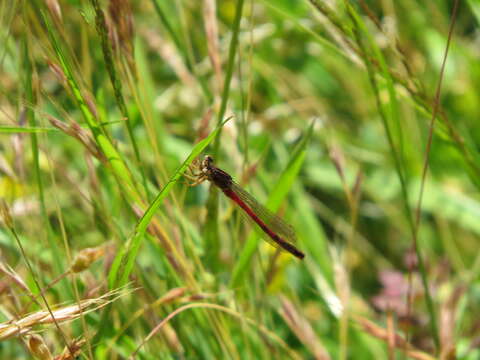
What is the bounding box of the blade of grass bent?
[109,121,229,289]
[230,122,313,288]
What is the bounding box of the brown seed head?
[27,334,52,360]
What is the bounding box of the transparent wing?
[229,181,298,245]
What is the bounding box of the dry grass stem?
[0,291,124,341]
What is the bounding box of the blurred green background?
[0,0,479,359]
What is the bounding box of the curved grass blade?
[108,119,230,289]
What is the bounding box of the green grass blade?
[0,126,55,133]
[40,8,137,196]
[108,120,229,288]
[204,0,246,269]
[89,0,149,198]
[22,34,66,276]
[230,122,314,288]
[347,4,439,349]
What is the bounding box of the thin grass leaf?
[89,0,149,199]
[347,4,439,349]
[0,126,56,133]
[205,0,247,266]
[40,8,138,198]
[292,184,332,282]
[230,122,314,287]
[150,0,212,102]
[109,120,229,288]
[22,34,67,277]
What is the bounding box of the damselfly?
[186,156,304,260]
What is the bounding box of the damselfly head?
[201,155,214,173]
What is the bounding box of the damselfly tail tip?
[295,251,305,260]
[282,242,305,260]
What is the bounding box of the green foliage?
[0,0,477,359]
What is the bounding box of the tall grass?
[0,0,477,359]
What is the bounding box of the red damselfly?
[187,155,305,260]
